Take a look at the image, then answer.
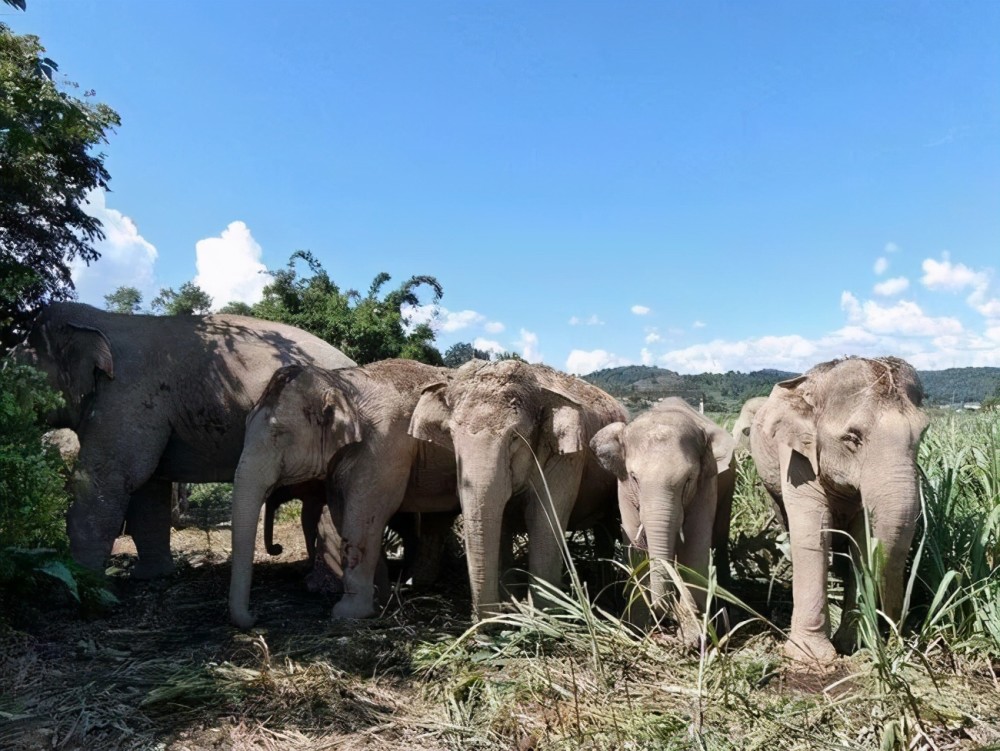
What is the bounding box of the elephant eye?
[841,429,863,448]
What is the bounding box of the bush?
[0,364,71,552]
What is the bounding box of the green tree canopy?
[0,12,120,347]
[249,251,443,365]
[151,282,213,315]
[443,341,492,368]
[217,301,253,316]
[104,286,142,315]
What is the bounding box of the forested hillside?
[584,364,1000,411]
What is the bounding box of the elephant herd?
[11,302,928,666]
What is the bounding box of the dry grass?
[2,412,999,749]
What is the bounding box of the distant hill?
[583,365,1000,412]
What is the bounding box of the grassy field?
[1,411,998,750]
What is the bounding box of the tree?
[249,251,444,365]
[0,9,120,348]
[217,301,253,316]
[443,341,492,368]
[104,286,142,315]
[151,282,213,315]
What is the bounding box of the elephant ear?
[764,375,818,475]
[590,422,627,480]
[704,422,736,475]
[60,323,114,408]
[541,386,585,455]
[408,382,454,451]
[322,388,362,454]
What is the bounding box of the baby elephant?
[591,398,736,635]
[228,359,458,628]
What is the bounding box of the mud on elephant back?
[749,356,928,666]
[8,302,355,578]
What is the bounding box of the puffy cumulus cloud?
[641,347,653,366]
[841,292,962,337]
[401,303,503,335]
[644,329,662,344]
[193,221,268,308]
[921,253,990,294]
[660,335,819,374]
[516,329,543,363]
[873,277,909,296]
[631,305,651,316]
[874,257,889,275]
[565,349,633,375]
[71,189,159,304]
[975,298,1000,319]
[472,337,505,355]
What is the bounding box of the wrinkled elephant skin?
[10,302,354,577]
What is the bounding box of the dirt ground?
[0,521,470,751]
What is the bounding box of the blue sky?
[9,1,1000,373]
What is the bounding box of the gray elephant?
[408,359,627,620]
[750,356,928,664]
[732,396,768,452]
[591,398,736,636]
[228,359,459,628]
[10,302,354,577]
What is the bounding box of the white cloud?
[640,348,653,366]
[645,329,662,344]
[472,337,504,355]
[841,292,959,337]
[565,349,632,375]
[569,314,604,326]
[516,329,543,363]
[71,189,159,305]
[884,242,900,254]
[874,257,889,275]
[921,253,989,293]
[193,221,268,309]
[692,320,706,329]
[975,298,1000,319]
[568,316,581,326]
[484,321,505,334]
[439,309,486,332]
[873,277,910,296]
[631,305,651,316]
[660,335,819,374]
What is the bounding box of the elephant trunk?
[859,459,921,621]
[228,462,276,629]
[639,489,684,610]
[263,498,283,555]
[457,451,512,620]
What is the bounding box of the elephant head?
[750,356,928,661]
[229,365,363,629]
[591,398,735,621]
[408,359,596,618]
[10,307,115,429]
[731,396,768,452]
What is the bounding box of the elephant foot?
[131,556,175,580]
[784,633,838,668]
[332,592,376,620]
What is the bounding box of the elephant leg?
[307,504,345,594]
[832,511,865,654]
[712,466,735,588]
[782,450,837,664]
[66,464,131,572]
[409,512,454,589]
[333,473,408,620]
[297,483,325,564]
[126,478,175,579]
[524,458,581,608]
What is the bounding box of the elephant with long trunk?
[750,356,928,664]
[407,359,626,620]
[8,302,354,577]
[229,359,458,629]
[590,398,736,641]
